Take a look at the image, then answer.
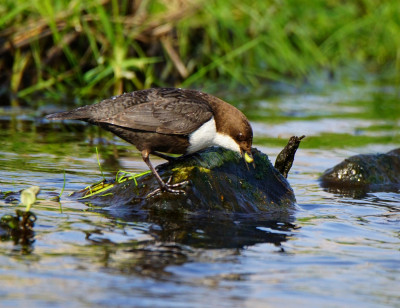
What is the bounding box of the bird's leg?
[152,151,179,162]
[141,149,188,198]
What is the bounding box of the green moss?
[71,147,296,213]
[171,166,211,183]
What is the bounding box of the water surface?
[0,84,399,307]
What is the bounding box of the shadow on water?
[79,207,297,277]
[0,202,296,279]
[97,207,296,249]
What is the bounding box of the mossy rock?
[320,148,400,195]
[72,147,296,215]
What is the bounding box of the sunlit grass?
[79,169,151,199]
[1,0,399,105]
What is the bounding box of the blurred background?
[1,0,399,107]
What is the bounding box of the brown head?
[208,96,254,166]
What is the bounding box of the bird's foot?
[146,176,189,199]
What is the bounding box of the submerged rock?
[72,147,296,216]
[319,148,400,195]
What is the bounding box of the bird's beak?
[242,150,255,169]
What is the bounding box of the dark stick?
[274,135,305,178]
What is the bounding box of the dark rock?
[72,147,296,217]
[319,148,400,196]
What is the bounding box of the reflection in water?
[100,208,296,249]
[321,185,400,199]
[81,207,296,278]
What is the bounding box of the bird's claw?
[146,176,189,199]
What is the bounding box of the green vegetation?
[20,185,40,211]
[0,185,38,248]
[79,169,151,199]
[254,132,399,149]
[1,0,400,106]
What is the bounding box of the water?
[0,85,399,307]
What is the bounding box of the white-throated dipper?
[46,88,254,196]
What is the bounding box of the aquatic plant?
[20,185,40,211]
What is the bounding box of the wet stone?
[71,147,296,217]
[319,148,400,195]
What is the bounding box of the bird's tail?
[45,106,90,120]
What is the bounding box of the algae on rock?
[73,147,297,215]
[320,148,400,197]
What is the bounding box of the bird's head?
[236,130,255,168]
[211,101,254,167]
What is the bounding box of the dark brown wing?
[97,99,213,135]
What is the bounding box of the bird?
[46,88,254,196]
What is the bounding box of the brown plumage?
[46,88,254,196]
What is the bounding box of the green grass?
[1,0,400,105]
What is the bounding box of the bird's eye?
[237,132,245,141]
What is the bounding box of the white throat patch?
[187,117,240,154]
